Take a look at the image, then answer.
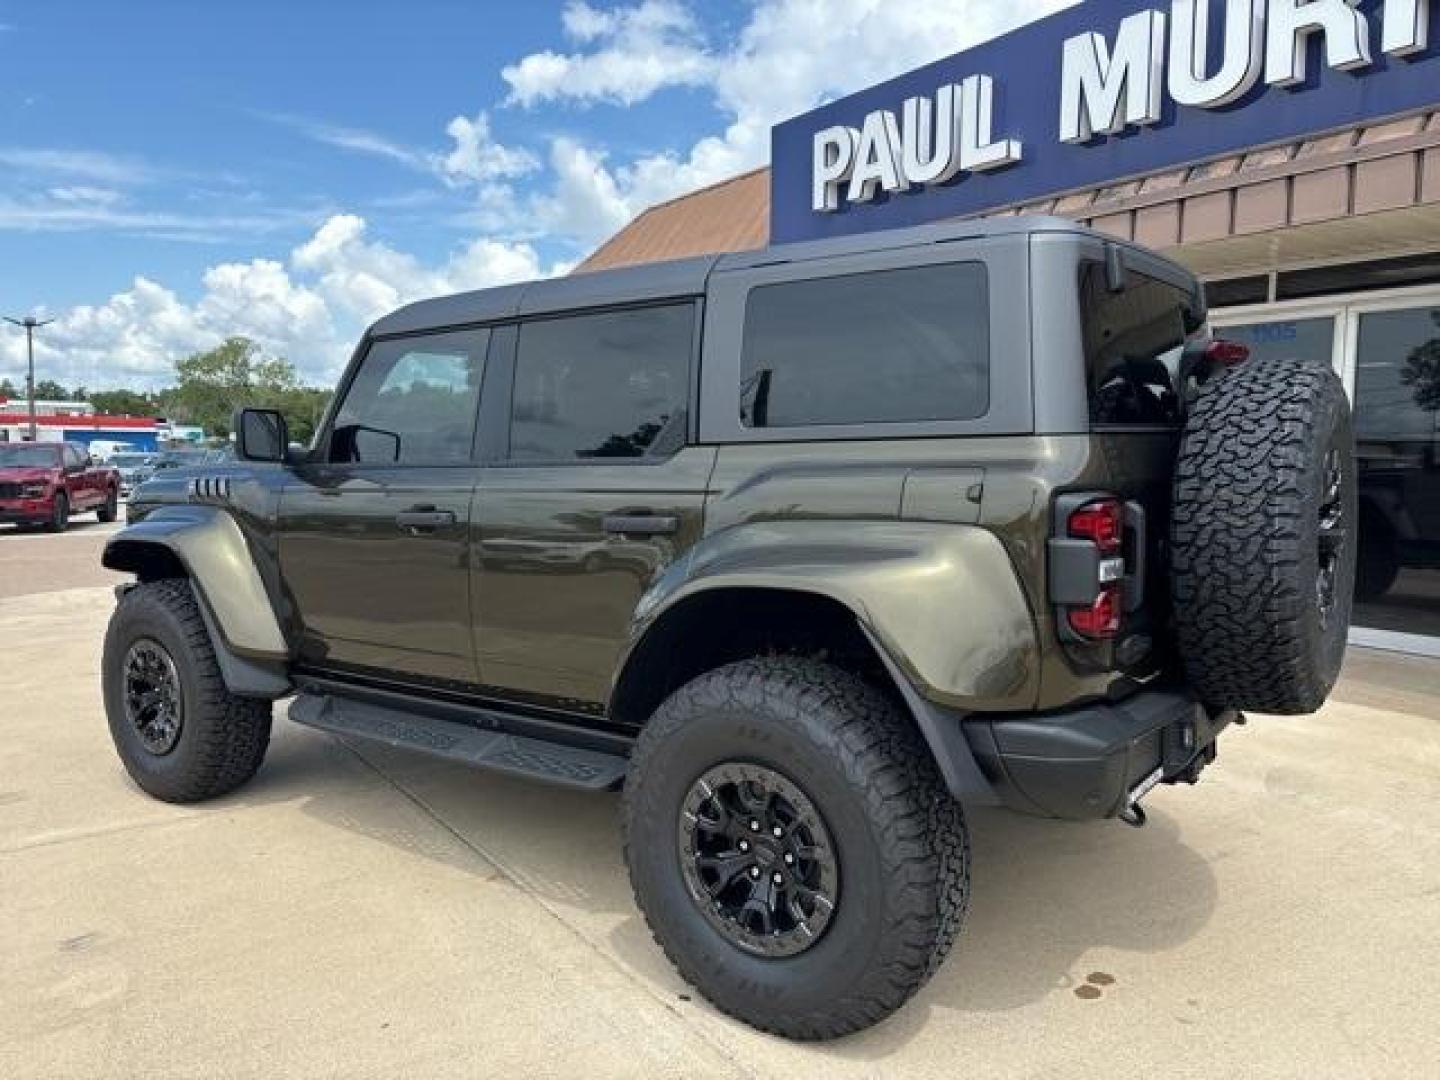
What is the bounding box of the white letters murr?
[1382,0,1431,56]
[1059,9,1167,143]
[1264,0,1372,86]
[1169,0,1266,107]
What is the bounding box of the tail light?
[1205,339,1249,366]
[1050,494,1134,642]
[1067,498,1123,555]
[1067,586,1122,637]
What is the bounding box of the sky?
[0,0,1068,392]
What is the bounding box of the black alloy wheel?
[123,638,185,755]
[677,762,839,958]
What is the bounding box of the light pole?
[4,315,54,442]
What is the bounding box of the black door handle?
[396,509,457,532]
[603,514,679,536]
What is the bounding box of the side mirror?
[235,408,289,463]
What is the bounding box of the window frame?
[313,326,493,469]
[488,298,703,469]
[699,238,1030,444]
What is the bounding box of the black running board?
[288,691,629,791]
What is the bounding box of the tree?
[166,336,326,440]
[1400,311,1440,413]
[167,337,292,436]
[34,379,69,400]
[0,377,16,398]
[90,388,161,417]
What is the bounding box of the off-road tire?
[1170,357,1356,713]
[46,491,69,533]
[623,657,969,1040]
[97,486,119,523]
[103,579,272,802]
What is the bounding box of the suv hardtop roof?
[370,215,1188,338]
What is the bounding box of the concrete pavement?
[2,524,1438,1078]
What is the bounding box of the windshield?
[154,452,206,469]
[0,444,60,467]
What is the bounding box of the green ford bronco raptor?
[103,216,1355,1040]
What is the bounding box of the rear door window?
[1081,264,1191,427]
[508,303,693,462]
[739,262,989,428]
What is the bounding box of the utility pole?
[4,315,55,442]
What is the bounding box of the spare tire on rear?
[1169,356,1356,714]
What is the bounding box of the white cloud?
[503,0,713,107]
[0,147,161,185]
[254,112,433,171]
[439,112,539,186]
[503,0,1074,222]
[0,215,559,391]
[528,138,632,245]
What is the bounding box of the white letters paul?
[812,75,1022,213]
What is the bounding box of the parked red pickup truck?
[0,441,120,532]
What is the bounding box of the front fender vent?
[189,475,234,504]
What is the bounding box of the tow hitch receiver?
[1119,765,1164,827]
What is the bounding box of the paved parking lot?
[2,522,1438,1078]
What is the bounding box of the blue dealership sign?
[770,0,1439,243]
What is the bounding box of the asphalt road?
[2,523,1438,1078]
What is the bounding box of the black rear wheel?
[97,486,119,523]
[624,657,969,1040]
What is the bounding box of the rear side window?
[1081,264,1190,427]
[739,262,989,428]
[509,303,693,462]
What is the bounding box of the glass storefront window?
[1352,307,1440,639]
[1219,317,1336,369]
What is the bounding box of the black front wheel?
[623,657,969,1040]
[103,579,273,803]
[97,486,119,523]
[46,492,69,533]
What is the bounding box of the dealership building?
[583,0,1440,656]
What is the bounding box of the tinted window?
[1081,264,1190,427]
[331,330,486,464]
[739,262,989,428]
[0,444,60,466]
[509,304,692,461]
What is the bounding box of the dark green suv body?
[101,216,1356,1039]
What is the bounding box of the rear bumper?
[965,690,1236,820]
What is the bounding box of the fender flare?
[616,520,1042,801]
[103,505,291,697]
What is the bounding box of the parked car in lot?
[101,217,1355,1039]
[0,441,120,532]
[109,452,158,498]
